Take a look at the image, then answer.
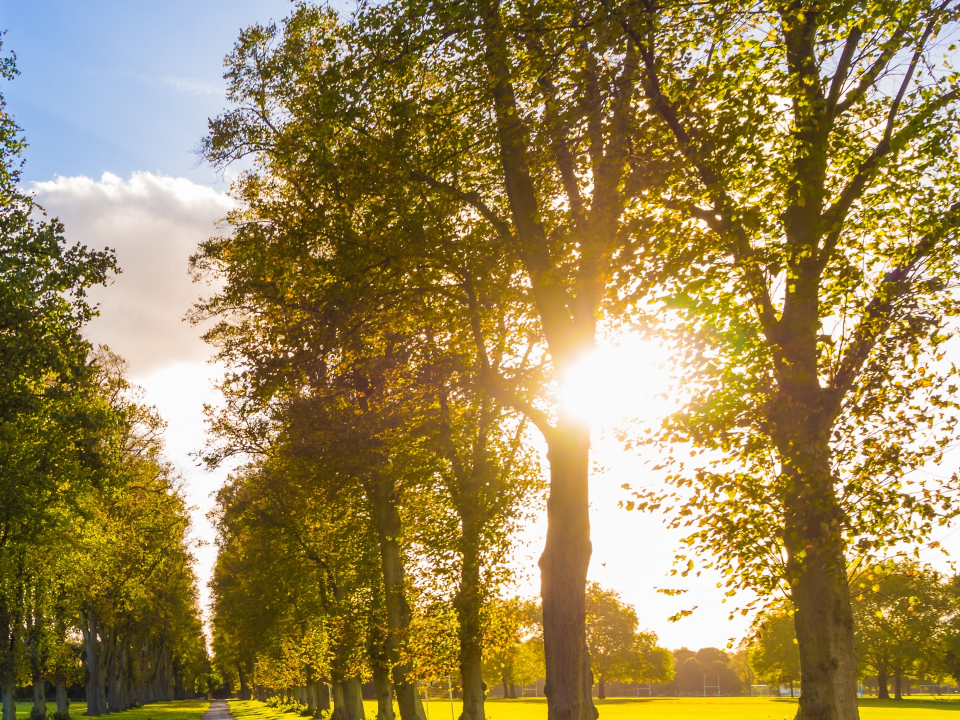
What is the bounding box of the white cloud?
[31,172,237,624]
[31,171,234,377]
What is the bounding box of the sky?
[5,0,960,656]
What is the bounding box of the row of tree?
[0,46,209,720]
[193,1,960,719]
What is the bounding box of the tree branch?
[826,206,960,411]
[816,87,960,270]
[461,272,555,442]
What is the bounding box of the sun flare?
[559,334,673,429]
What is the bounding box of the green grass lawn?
[228,696,960,720]
[15,699,208,720]
[230,697,960,720]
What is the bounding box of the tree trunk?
[332,679,365,720]
[790,537,859,720]
[369,472,426,720]
[1,597,19,720]
[597,678,605,701]
[455,515,485,720]
[501,678,509,700]
[344,678,365,720]
[315,683,330,715]
[894,676,902,701]
[473,3,601,717]
[790,681,795,698]
[56,683,68,716]
[877,666,889,700]
[1,683,14,720]
[540,422,596,720]
[238,661,250,701]
[83,610,104,716]
[776,418,858,720]
[33,678,47,719]
[373,665,395,720]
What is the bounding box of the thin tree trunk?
[369,472,426,720]
[540,422,595,720]
[790,681,795,698]
[894,675,902,701]
[501,678,509,700]
[597,678,605,701]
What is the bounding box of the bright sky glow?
[560,334,673,427]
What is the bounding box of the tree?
[750,607,801,696]
[665,648,740,696]
[617,0,960,717]
[584,585,631,699]
[583,584,672,698]
[853,561,955,700]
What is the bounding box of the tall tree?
[618,1,960,717]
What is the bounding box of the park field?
[230,697,960,720]
[14,699,209,720]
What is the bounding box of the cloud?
[31,172,234,378]
[160,76,225,96]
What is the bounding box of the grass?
[229,696,960,720]
[14,699,209,720]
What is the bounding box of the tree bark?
[455,507,485,720]
[773,394,858,720]
[332,679,365,720]
[597,678,605,701]
[540,422,596,720]
[33,678,47,719]
[238,661,250,701]
[789,530,859,720]
[877,666,889,700]
[344,678,366,720]
[56,683,68,716]
[316,682,330,714]
[894,675,902,701]
[368,472,426,720]
[372,665,395,720]
[1,683,14,720]
[83,610,104,716]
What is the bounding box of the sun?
[559,333,672,429]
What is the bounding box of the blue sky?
[1,0,290,185]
